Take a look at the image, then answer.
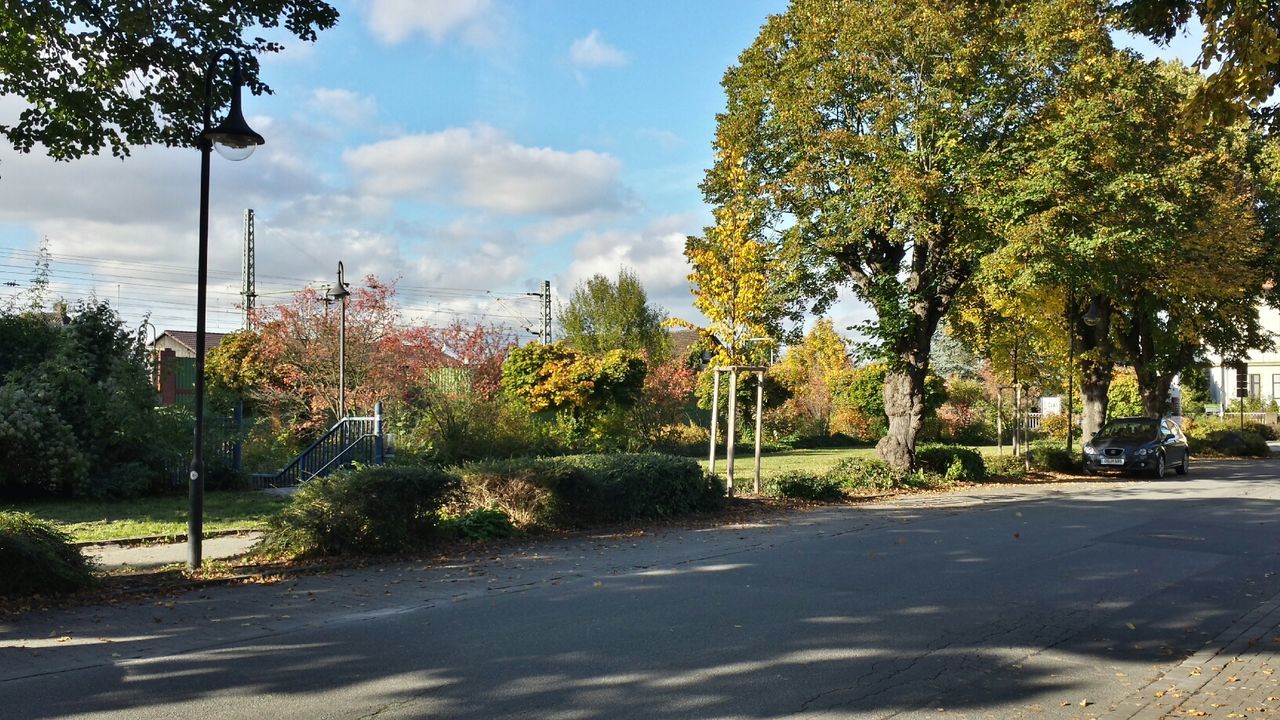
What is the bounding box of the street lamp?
[329,261,352,418]
[190,49,264,571]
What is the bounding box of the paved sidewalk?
[1105,588,1280,719]
[82,532,263,570]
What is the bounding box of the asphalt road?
[3,457,1279,719]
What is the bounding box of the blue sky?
[0,0,1200,341]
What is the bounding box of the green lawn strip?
[1,491,290,543]
[702,447,877,479]
[703,445,1006,479]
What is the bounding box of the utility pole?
[541,279,551,344]
[241,208,256,329]
[524,280,552,344]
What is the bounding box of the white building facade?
[1206,305,1280,408]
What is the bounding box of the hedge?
[0,511,95,596]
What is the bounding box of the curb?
[74,528,260,549]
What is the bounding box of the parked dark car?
[1083,417,1189,477]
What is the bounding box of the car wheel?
[1176,453,1189,476]
[1152,453,1165,478]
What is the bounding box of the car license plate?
[1100,458,1124,466]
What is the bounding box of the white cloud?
[638,128,683,152]
[308,88,378,128]
[344,125,630,217]
[569,30,628,68]
[560,217,696,318]
[363,0,497,47]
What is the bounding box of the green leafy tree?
[974,54,1274,438]
[0,301,167,498]
[707,0,1108,470]
[0,1,339,162]
[1107,368,1144,419]
[501,343,646,417]
[831,363,947,440]
[1113,0,1280,115]
[558,268,671,361]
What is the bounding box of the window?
[1251,374,1262,399]
[1272,374,1280,402]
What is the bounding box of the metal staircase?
[256,403,385,488]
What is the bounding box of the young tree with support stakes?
[677,147,789,371]
[706,0,1110,471]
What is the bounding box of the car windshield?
[1097,419,1158,441]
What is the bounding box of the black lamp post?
[190,49,264,570]
[329,261,352,418]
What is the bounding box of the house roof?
[155,330,228,354]
[669,328,701,360]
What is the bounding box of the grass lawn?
[1,491,290,543]
[702,445,1007,480]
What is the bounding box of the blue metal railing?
[262,403,385,488]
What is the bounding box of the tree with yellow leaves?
[676,149,790,370]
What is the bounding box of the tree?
[771,318,851,434]
[0,1,339,162]
[501,343,647,417]
[0,300,166,498]
[678,146,791,370]
[1112,0,1280,115]
[973,54,1274,437]
[558,268,671,361]
[500,342,648,451]
[208,277,411,438]
[707,0,1109,470]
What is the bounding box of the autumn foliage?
[206,277,516,443]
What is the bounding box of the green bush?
[0,303,169,500]
[915,444,986,482]
[1189,430,1270,457]
[261,464,460,557]
[901,468,950,489]
[1184,417,1271,456]
[1027,441,1080,472]
[0,511,95,596]
[1246,422,1278,441]
[983,453,1027,479]
[557,453,724,523]
[825,457,901,493]
[392,395,557,465]
[458,457,575,528]
[765,471,845,501]
[458,453,724,530]
[440,507,520,541]
[73,461,157,501]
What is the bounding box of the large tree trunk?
[1139,375,1174,418]
[1080,361,1112,441]
[1077,297,1113,441]
[877,367,927,471]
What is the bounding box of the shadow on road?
[5,460,1280,718]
